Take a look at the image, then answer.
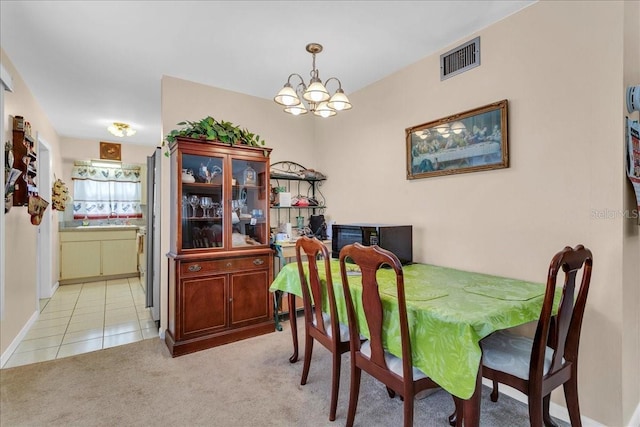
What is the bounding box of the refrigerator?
[145,147,162,323]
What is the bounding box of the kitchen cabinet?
[60,240,101,280]
[59,228,138,283]
[102,238,138,276]
[166,137,274,357]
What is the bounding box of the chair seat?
[482,330,561,380]
[360,340,428,380]
[312,312,351,342]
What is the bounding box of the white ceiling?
[1,1,535,147]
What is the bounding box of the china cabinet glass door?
[231,159,268,247]
[181,153,225,250]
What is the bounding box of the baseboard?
[628,400,640,427]
[481,378,605,426]
[0,309,39,368]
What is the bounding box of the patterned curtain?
[71,161,143,220]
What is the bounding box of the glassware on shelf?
[212,202,221,218]
[182,195,188,217]
[200,197,213,218]
[188,195,200,217]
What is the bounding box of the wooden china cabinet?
[165,137,274,357]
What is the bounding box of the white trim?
[36,135,54,299]
[629,401,640,427]
[0,309,38,368]
[50,281,59,299]
[481,378,604,426]
[0,63,13,320]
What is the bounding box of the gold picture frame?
[406,100,508,179]
[100,142,122,161]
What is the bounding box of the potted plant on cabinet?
[163,116,267,156]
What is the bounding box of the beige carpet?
[1,320,568,426]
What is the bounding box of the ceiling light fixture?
[274,43,352,118]
[107,122,136,137]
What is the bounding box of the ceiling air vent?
[440,37,480,81]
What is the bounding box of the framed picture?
[406,99,508,179]
[100,142,122,161]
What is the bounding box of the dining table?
[269,259,560,427]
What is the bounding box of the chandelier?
[107,122,136,137]
[274,43,352,118]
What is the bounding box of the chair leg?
[528,391,544,427]
[329,351,341,421]
[563,376,583,427]
[345,366,361,427]
[490,380,499,402]
[300,334,314,385]
[448,395,462,427]
[542,394,558,427]
[386,386,396,399]
[403,391,414,427]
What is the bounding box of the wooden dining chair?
[339,243,441,427]
[481,244,593,427]
[295,236,351,422]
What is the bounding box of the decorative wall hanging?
[51,177,70,211]
[28,194,49,225]
[406,99,508,179]
[626,117,640,224]
[100,141,122,161]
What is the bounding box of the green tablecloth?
[270,260,558,400]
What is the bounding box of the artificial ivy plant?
[163,116,266,156]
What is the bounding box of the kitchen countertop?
[59,225,140,232]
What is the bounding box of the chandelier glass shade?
[107,122,136,137]
[274,43,352,117]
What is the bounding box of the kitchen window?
[71,161,142,220]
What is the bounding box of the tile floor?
[2,276,158,369]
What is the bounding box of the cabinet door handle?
[188,264,202,272]
[253,258,264,266]
[226,262,232,267]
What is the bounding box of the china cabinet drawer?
[180,255,269,276]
